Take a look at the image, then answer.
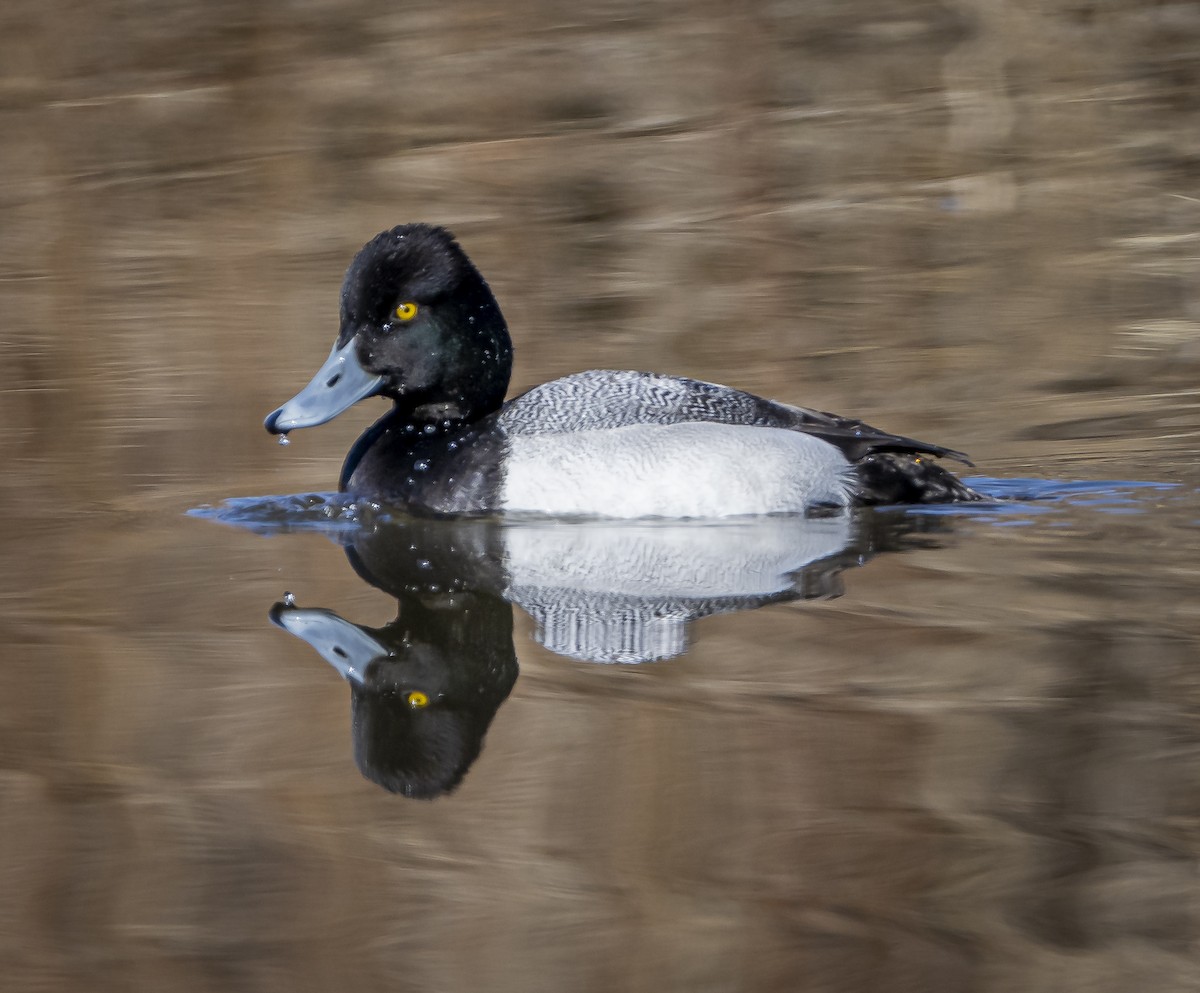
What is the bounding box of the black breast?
[341,411,509,513]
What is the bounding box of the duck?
[264,224,982,516]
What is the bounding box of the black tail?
[853,453,984,505]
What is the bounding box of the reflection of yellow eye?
[405,690,429,709]
[395,302,418,321]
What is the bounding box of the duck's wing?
[501,370,973,466]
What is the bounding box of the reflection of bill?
[270,590,517,799]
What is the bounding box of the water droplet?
[422,424,436,435]
[416,559,431,570]
[277,434,291,447]
[414,459,430,471]
[282,591,296,607]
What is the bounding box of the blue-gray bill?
[264,338,383,434]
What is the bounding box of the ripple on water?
[186,492,384,536]
[903,476,1180,525]
[186,477,1183,536]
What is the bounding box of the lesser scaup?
[265,224,982,515]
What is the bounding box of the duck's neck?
[338,376,510,495]
[342,283,513,495]
[390,381,504,432]
[392,288,512,428]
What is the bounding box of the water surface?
[3,1,1200,990]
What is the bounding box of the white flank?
[500,422,852,518]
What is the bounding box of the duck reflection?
[266,509,941,797]
[497,515,858,662]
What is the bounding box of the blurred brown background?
[4,0,1200,506]
[2,1,1199,991]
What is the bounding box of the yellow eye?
[405,690,429,709]
[395,302,418,321]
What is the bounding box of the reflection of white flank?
[502,515,852,598]
[502,515,853,663]
[521,603,692,665]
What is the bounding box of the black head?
[343,225,512,418]
[266,224,512,434]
